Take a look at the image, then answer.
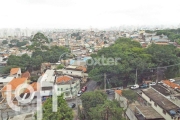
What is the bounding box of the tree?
[122,89,137,103]
[88,38,153,87]
[35,95,73,120]
[81,91,107,119]
[88,100,125,120]
[31,55,43,70]
[1,65,19,74]
[56,64,64,69]
[2,40,8,44]
[16,41,28,47]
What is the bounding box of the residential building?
[0,76,14,89]
[1,77,28,98]
[9,68,21,78]
[135,105,164,120]
[55,75,80,99]
[38,70,55,97]
[141,88,180,120]
[21,71,31,80]
[115,90,128,109]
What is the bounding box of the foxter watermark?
[86,55,121,66]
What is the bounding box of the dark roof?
[135,114,144,120]
[151,84,171,96]
[141,88,179,115]
[136,105,164,119]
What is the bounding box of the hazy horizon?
[0,0,180,29]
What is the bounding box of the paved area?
[86,80,97,91]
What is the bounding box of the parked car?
[169,79,175,82]
[158,81,163,84]
[139,84,148,88]
[106,89,115,94]
[77,91,82,97]
[69,103,76,108]
[149,82,156,86]
[130,84,139,89]
[81,86,87,92]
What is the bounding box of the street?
[86,80,97,91]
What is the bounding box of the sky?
[0,0,180,29]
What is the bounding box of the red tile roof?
[24,82,40,93]
[10,68,20,75]
[56,76,72,83]
[2,78,27,91]
[162,80,180,89]
[76,66,87,72]
[115,90,122,95]
[21,71,31,78]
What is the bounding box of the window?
[71,72,72,74]
[150,98,152,101]
[61,88,63,91]
[163,110,166,115]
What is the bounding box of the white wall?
[125,108,138,120]
[56,80,80,99]
[62,69,84,78]
[141,92,174,120]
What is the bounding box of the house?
[10,68,21,78]
[0,76,14,89]
[38,70,55,97]
[114,90,127,109]
[1,77,28,98]
[24,82,39,93]
[21,71,31,79]
[55,75,80,99]
[12,92,38,106]
[141,88,180,120]
[60,65,86,78]
[135,105,165,120]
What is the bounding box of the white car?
[149,82,156,86]
[130,84,139,89]
[77,91,82,97]
[158,81,163,84]
[169,79,175,82]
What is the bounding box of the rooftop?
[56,75,73,83]
[115,90,122,95]
[162,80,180,89]
[0,76,14,83]
[40,70,55,83]
[24,82,40,93]
[141,88,179,115]
[21,71,31,78]
[1,78,27,91]
[151,84,171,96]
[10,68,20,75]
[135,105,164,119]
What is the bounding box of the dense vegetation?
[35,95,73,120]
[88,38,180,87]
[156,28,180,42]
[1,46,69,74]
[80,91,125,120]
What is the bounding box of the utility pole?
[135,68,137,84]
[104,73,106,91]
[156,67,159,83]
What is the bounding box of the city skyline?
[0,0,180,29]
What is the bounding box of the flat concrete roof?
[142,88,179,114]
[136,105,164,119]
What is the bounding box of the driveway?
[86,80,97,91]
